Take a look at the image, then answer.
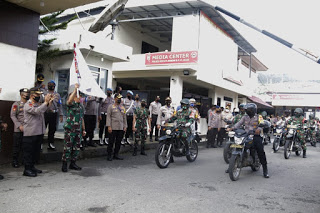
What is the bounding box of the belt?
[47,110,57,113]
[152,114,158,116]
[101,112,107,115]
[127,114,133,116]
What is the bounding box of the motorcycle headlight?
[228,131,235,137]
[289,129,294,134]
[234,137,244,145]
[276,129,281,133]
[166,129,172,135]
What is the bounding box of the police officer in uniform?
[23,88,53,177]
[134,94,141,108]
[0,116,8,180]
[10,88,30,168]
[34,73,45,90]
[98,88,114,146]
[84,96,98,147]
[132,99,151,156]
[157,97,175,136]
[123,90,135,144]
[228,103,269,178]
[44,80,63,150]
[149,96,161,141]
[106,93,127,161]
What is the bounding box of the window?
[88,65,109,93]
[141,41,159,54]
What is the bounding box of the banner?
[145,51,198,65]
[70,45,106,99]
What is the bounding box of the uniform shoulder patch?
[13,105,18,111]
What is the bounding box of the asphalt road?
[1,142,320,213]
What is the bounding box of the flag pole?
[73,43,81,98]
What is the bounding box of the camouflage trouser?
[316,130,320,141]
[62,130,81,162]
[297,131,306,150]
[134,125,147,147]
[309,129,316,142]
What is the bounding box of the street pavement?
[1,142,320,213]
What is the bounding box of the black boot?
[23,166,37,177]
[62,161,68,172]
[206,141,211,148]
[69,161,82,170]
[31,166,42,174]
[12,160,20,168]
[262,164,269,178]
[113,154,124,160]
[303,150,307,158]
[133,147,137,156]
[141,145,147,156]
[107,155,113,161]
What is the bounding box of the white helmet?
[189,98,196,104]
[234,108,239,113]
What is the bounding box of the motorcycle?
[262,120,271,145]
[227,129,261,181]
[273,124,286,152]
[155,123,198,169]
[284,125,302,159]
[304,124,317,147]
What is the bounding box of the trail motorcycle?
[223,125,235,164]
[273,124,286,152]
[155,124,198,169]
[284,125,302,159]
[227,129,261,181]
[262,120,271,145]
[304,124,317,147]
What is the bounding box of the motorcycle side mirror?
[304,120,308,123]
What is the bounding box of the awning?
[247,96,273,109]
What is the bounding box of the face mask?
[246,110,254,118]
[165,101,171,106]
[182,105,188,110]
[135,98,139,101]
[156,99,159,102]
[107,93,111,97]
[117,99,121,104]
[190,103,195,107]
[48,86,55,90]
[225,109,230,113]
[141,103,146,107]
[127,95,132,100]
[34,96,40,102]
[23,95,30,100]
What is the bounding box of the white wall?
[0,43,37,101]
[214,87,238,110]
[197,12,252,97]
[171,15,199,51]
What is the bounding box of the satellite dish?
[89,0,128,33]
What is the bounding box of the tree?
[36,11,75,73]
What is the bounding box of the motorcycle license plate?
[274,133,281,136]
[230,144,243,148]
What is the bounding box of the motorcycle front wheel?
[251,153,261,171]
[284,140,292,159]
[186,140,198,162]
[223,142,232,164]
[155,142,171,169]
[273,137,280,152]
[228,155,241,181]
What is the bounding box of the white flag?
[70,46,107,99]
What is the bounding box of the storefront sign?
[145,51,198,65]
[272,93,320,107]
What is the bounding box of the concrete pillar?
[208,88,215,105]
[170,75,183,109]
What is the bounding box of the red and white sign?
[145,51,198,65]
[272,93,320,107]
[272,94,304,100]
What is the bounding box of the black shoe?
[12,161,20,168]
[303,150,307,158]
[141,150,147,156]
[88,142,97,147]
[262,164,269,178]
[69,161,82,170]
[0,174,3,180]
[107,156,113,161]
[62,162,68,172]
[155,137,159,141]
[31,167,42,174]
[23,170,37,177]
[150,138,153,142]
[133,148,137,156]
[206,143,210,148]
[170,156,174,163]
[113,155,124,160]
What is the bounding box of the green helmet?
[315,117,319,121]
[261,111,267,118]
[309,114,315,120]
[180,98,189,106]
[294,108,303,117]
[239,104,245,109]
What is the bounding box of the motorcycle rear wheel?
[251,154,261,171]
[228,155,241,181]
[223,142,232,164]
[273,138,280,153]
[155,142,171,169]
[186,140,198,162]
[284,140,292,159]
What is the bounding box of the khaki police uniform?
[98,96,114,141]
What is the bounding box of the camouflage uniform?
[62,101,84,162]
[287,116,306,150]
[134,107,150,147]
[308,119,317,142]
[169,109,195,140]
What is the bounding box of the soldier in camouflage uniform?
[315,117,320,143]
[233,104,246,125]
[307,114,317,147]
[132,99,151,156]
[287,108,307,158]
[168,99,195,156]
[62,84,85,172]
